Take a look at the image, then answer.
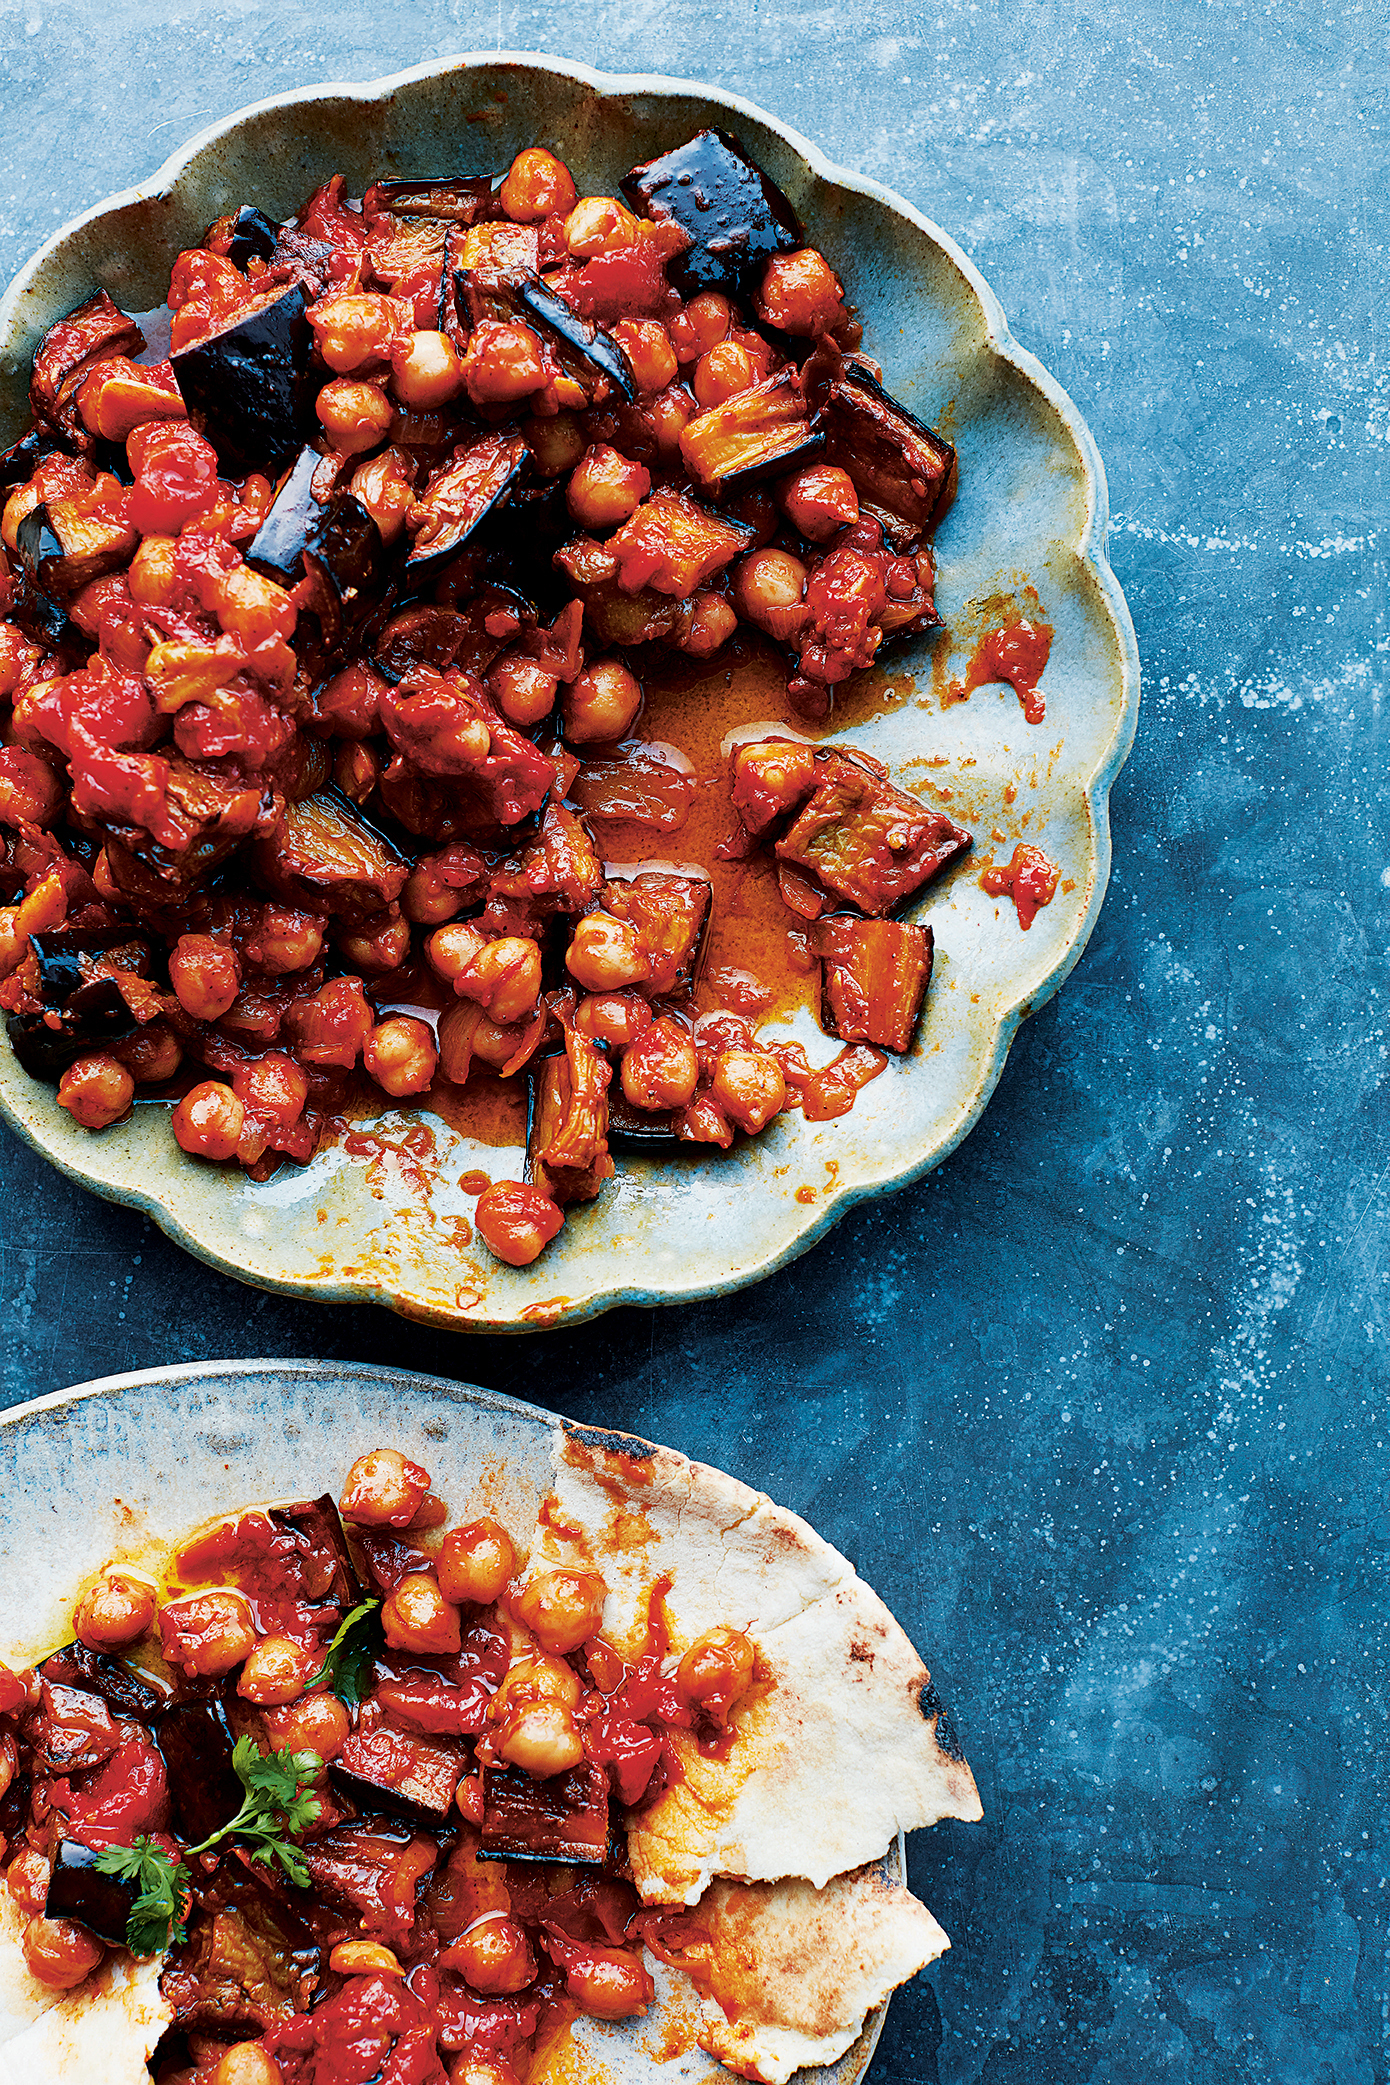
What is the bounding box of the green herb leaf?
[93,1837,190,1955]
[303,1597,382,1707]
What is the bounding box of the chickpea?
[22,1917,103,1990]
[211,2045,285,2085]
[621,1019,700,1112]
[443,1912,536,1994]
[263,1691,350,1763]
[114,1023,182,1086]
[692,340,756,409]
[237,1634,316,1707]
[512,1569,607,1655]
[610,318,677,394]
[56,1053,134,1132]
[449,2060,522,2085]
[732,548,809,635]
[469,1015,528,1072]
[474,1181,564,1266]
[682,591,738,659]
[562,657,643,745]
[488,653,558,728]
[496,1697,584,1778]
[755,247,846,335]
[669,292,732,363]
[436,1518,516,1606]
[711,1046,786,1134]
[573,992,651,1047]
[778,462,859,541]
[248,906,324,974]
[455,1771,486,1825]
[563,195,638,258]
[521,411,586,478]
[127,534,179,605]
[561,1947,653,2019]
[381,1572,462,1656]
[309,291,401,373]
[339,1447,433,1527]
[169,933,242,1022]
[315,377,395,455]
[329,1940,404,1976]
[492,1652,582,1716]
[565,913,651,992]
[566,445,651,532]
[461,320,548,407]
[337,914,411,973]
[403,861,465,927]
[231,1053,308,1127]
[643,381,696,454]
[349,447,417,543]
[73,1570,156,1651]
[390,329,465,410]
[159,1589,256,1676]
[364,1015,438,1098]
[676,1624,756,1722]
[172,1081,246,1162]
[426,920,488,985]
[499,146,578,223]
[457,938,541,1026]
[7,1848,51,1916]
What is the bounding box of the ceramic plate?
[0,1356,918,2080]
[0,54,1139,1330]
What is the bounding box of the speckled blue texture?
[0,5,1383,2081]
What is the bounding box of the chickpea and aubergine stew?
[0,129,1046,1266]
[0,1430,982,2082]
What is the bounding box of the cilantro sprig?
[302,1596,382,1707]
[94,1737,323,1955]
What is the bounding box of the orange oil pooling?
[980,843,1060,929]
[947,617,1053,723]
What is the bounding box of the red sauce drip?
[980,843,1060,930]
[947,617,1053,724]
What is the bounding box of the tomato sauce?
[979,843,1060,930]
[947,616,1053,724]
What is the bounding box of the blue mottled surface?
[1,5,1384,2079]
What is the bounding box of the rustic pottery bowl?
[0,55,1139,1331]
[0,1356,931,2079]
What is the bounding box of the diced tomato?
[127,422,220,534]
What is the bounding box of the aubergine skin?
[244,445,322,584]
[158,1694,244,1842]
[45,1840,139,1946]
[268,1493,363,1608]
[363,173,499,222]
[226,204,281,270]
[5,928,154,1082]
[171,284,312,479]
[39,1641,165,1720]
[621,128,802,300]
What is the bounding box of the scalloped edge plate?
[0,54,1139,1331]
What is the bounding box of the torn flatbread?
[0,1920,169,2084]
[531,1425,981,1904]
[641,1865,949,2084]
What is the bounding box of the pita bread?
[644,1866,949,2084]
[0,1889,169,2084]
[530,1427,981,1903]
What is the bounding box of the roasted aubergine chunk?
[621,128,803,300]
[774,751,973,915]
[5,929,157,1080]
[406,432,530,574]
[600,870,712,996]
[811,916,934,1052]
[29,291,146,444]
[806,340,956,544]
[481,1759,612,1864]
[171,283,313,478]
[251,784,409,920]
[679,368,823,489]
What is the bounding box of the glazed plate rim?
[0,51,1141,1330]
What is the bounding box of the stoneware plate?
[0,1356,914,2081]
[0,54,1140,1330]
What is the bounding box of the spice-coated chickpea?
[237,1634,317,1707]
[474,1181,564,1266]
[610,319,677,395]
[309,291,401,374]
[561,1948,653,2019]
[73,1571,156,1651]
[563,195,638,258]
[382,1572,462,1656]
[457,937,541,1026]
[732,549,808,632]
[499,147,578,223]
[643,382,696,454]
[56,1053,134,1132]
[339,1447,433,1527]
[403,861,464,927]
[443,1912,536,1994]
[755,247,846,335]
[114,1023,182,1086]
[692,340,756,410]
[437,1517,516,1606]
[449,2059,522,2085]
[329,1940,404,1976]
[22,1917,103,1990]
[0,1733,17,1804]
[390,330,465,410]
[263,1692,350,1763]
[336,914,411,974]
[316,377,395,455]
[496,1697,585,1777]
[249,906,325,974]
[461,321,548,407]
[172,1081,245,1162]
[159,1589,256,1677]
[488,654,559,728]
[682,592,738,659]
[469,1015,529,1072]
[778,462,859,541]
[565,913,652,992]
[621,1019,700,1112]
[492,1652,582,1716]
[427,921,488,985]
[573,992,651,1047]
[566,445,651,532]
[455,1772,485,1825]
[562,657,643,745]
[364,1015,438,1098]
[670,293,732,363]
[350,447,417,543]
[511,1568,607,1654]
[711,1046,787,1134]
[231,1053,308,1127]
[7,1848,50,1916]
[169,934,242,1022]
[211,2044,285,2085]
[521,411,586,478]
[676,1624,756,1717]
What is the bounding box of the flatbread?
[646,1866,950,2084]
[0,1923,169,2084]
[530,1426,981,1903]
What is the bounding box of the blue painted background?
[1,3,1384,2078]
